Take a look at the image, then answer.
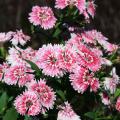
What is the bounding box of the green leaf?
[84,112,97,119]
[53,28,61,38]
[114,88,120,98]
[56,90,66,101]
[25,60,42,79]
[31,25,34,33]
[24,115,32,120]
[3,108,18,120]
[0,92,8,114]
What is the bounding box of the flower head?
[27,79,56,110]
[6,47,24,66]
[29,6,56,29]
[4,65,34,86]
[0,33,7,42]
[77,44,101,71]
[10,30,30,46]
[14,91,41,116]
[58,46,77,72]
[57,102,81,120]
[36,44,64,77]
[70,66,99,93]
[104,67,119,94]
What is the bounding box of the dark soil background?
[0,0,120,43]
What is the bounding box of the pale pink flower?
[57,102,81,120]
[36,44,64,77]
[10,30,30,46]
[81,30,108,44]
[0,32,14,42]
[6,47,34,67]
[58,46,77,72]
[29,6,56,29]
[55,0,86,14]
[81,31,96,44]
[20,47,37,63]
[101,58,112,66]
[4,65,34,86]
[14,91,41,116]
[55,0,66,9]
[101,93,110,105]
[116,97,120,112]
[0,33,7,42]
[27,79,56,110]
[102,42,118,53]
[70,66,99,93]
[86,30,118,53]
[5,31,14,40]
[104,67,119,94]
[76,44,101,71]
[66,33,83,48]
[6,47,24,66]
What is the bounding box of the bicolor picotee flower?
[36,44,64,77]
[57,102,81,120]
[10,30,30,46]
[14,91,41,116]
[29,6,57,29]
[70,66,99,93]
[27,79,56,112]
[4,65,34,86]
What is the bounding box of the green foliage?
[3,108,18,120]
[84,112,97,119]
[0,92,8,114]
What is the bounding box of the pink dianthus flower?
[70,66,99,93]
[55,0,86,14]
[76,44,101,71]
[10,30,30,46]
[36,44,64,77]
[4,65,34,86]
[58,46,77,72]
[14,91,41,116]
[57,102,81,120]
[27,79,56,110]
[29,6,57,29]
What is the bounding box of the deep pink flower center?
[83,53,94,63]
[26,100,33,108]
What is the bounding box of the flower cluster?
[14,79,56,116]
[0,0,120,119]
[55,0,96,20]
